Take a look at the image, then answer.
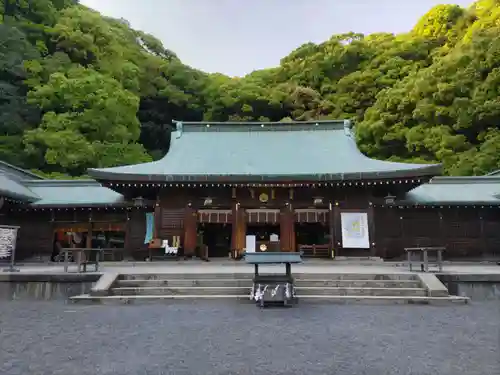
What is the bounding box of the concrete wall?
[0,274,99,300]
[438,274,500,301]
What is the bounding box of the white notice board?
[340,212,370,249]
[245,235,256,253]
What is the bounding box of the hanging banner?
[0,225,20,272]
[340,212,370,249]
[144,212,154,244]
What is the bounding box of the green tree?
[24,66,150,175]
[0,23,40,166]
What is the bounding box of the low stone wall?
[0,274,101,300]
[437,274,500,301]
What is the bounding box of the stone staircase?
[71,272,469,304]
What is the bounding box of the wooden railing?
[298,244,330,258]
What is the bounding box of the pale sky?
[79,0,473,77]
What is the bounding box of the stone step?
[110,286,427,297]
[119,273,253,280]
[296,287,427,297]
[115,279,422,289]
[70,293,469,305]
[116,279,251,288]
[111,286,247,296]
[296,279,422,288]
[118,273,417,281]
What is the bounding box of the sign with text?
[0,225,20,271]
[340,212,370,249]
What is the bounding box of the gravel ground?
[0,301,499,375]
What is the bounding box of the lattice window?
[294,210,328,223]
[161,209,184,229]
[198,210,232,224]
[246,210,280,224]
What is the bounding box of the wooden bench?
[62,248,102,273]
[404,247,445,272]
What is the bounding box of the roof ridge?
[485,169,500,176]
[430,176,500,184]
[0,161,45,180]
[22,179,102,187]
[172,119,351,133]
[172,119,348,125]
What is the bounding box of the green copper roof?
[0,161,42,201]
[406,176,500,205]
[0,160,44,180]
[0,174,39,201]
[88,120,441,182]
[0,159,125,206]
[23,180,124,207]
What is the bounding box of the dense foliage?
[1,0,500,176]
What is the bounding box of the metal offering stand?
[245,252,302,307]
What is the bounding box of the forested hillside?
[1,0,500,177]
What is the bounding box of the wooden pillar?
[153,199,161,239]
[290,206,296,252]
[231,204,237,252]
[86,224,92,248]
[280,204,294,252]
[280,207,288,252]
[367,203,376,257]
[86,211,93,249]
[333,203,341,256]
[235,205,247,256]
[479,210,486,258]
[183,205,197,256]
[329,202,335,258]
[439,209,445,251]
[123,210,133,260]
[231,204,246,257]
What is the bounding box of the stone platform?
[2,259,500,302]
[6,258,500,275]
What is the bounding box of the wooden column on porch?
[280,204,295,252]
[329,202,335,258]
[231,203,246,256]
[333,204,341,256]
[183,205,197,256]
[367,203,376,257]
[153,197,161,239]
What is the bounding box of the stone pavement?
[6,259,500,275]
[2,300,499,375]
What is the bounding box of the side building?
[0,161,149,261]
[1,120,499,261]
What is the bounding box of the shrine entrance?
[199,223,231,258]
[246,223,281,252]
[246,209,282,252]
[295,209,331,258]
[198,210,232,258]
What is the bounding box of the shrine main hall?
[1,120,500,261]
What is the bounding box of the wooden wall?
[4,184,500,261]
[157,185,375,209]
[4,208,150,261]
[8,211,53,260]
[375,207,500,259]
